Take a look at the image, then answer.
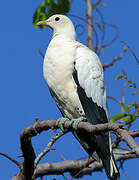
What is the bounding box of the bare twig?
[121,166,131,180]
[121,70,127,112]
[129,129,139,138]
[39,49,44,58]
[70,157,94,179]
[92,25,99,53]
[62,173,68,180]
[68,14,99,50]
[107,95,121,104]
[86,0,93,50]
[103,51,125,70]
[121,41,139,65]
[102,23,120,48]
[75,24,85,36]
[0,152,21,168]
[68,14,88,24]
[92,0,102,8]
[117,128,139,156]
[34,131,67,167]
[112,129,139,149]
[112,136,121,148]
[95,8,105,54]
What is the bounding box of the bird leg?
[56,117,69,131]
[70,116,87,130]
[56,117,87,131]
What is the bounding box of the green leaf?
[120,104,131,113]
[33,1,48,28]
[121,114,138,125]
[134,102,139,109]
[33,0,70,28]
[110,113,127,123]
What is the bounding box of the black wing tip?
[102,156,120,180]
[108,173,120,180]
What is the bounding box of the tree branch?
[102,23,120,48]
[121,70,127,112]
[92,0,102,9]
[33,151,137,179]
[121,41,139,65]
[86,0,93,50]
[129,129,139,138]
[107,95,121,104]
[34,130,67,167]
[94,8,105,54]
[103,51,125,70]
[0,152,21,168]
[117,128,139,156]
[11,119,139,180]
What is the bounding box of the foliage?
[111,75,139,126]
[111,102,139,125]
[116,73,139,95]
[33,0,70,28]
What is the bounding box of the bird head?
[36,14,76,40]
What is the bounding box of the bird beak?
[36,20,48,26]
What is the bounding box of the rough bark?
[9,119,139,180]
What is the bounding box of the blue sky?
[0,0,139,179]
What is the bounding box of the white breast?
[43,36,84,119]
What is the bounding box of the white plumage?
[43,35,83,119]
[75,44,107,110]
[37,14,120,179]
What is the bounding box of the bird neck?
[53,25,76,40]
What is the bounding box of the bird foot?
[70,116,87,130]
[56,117,68,131]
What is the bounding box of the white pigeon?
[37,14,120,179]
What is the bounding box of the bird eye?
[55,17,60,21]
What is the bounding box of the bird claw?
[56,117,68,131]
[70,116,86,130]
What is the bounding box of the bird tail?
[102,153,120,180]
[101,134,120,180]
[73,131,120,179]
